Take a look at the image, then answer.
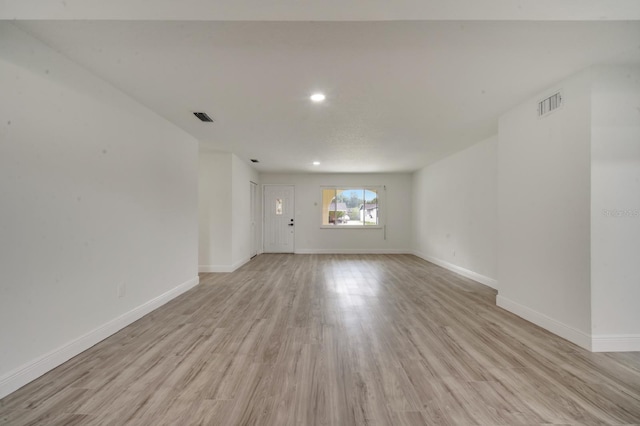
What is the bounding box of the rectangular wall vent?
[193,112,214,122]
[538,91,563,117]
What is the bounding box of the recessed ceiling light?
[310,93,326,103]
[313,161,321,166]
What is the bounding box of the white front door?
[264,185,295,253]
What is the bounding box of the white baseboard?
[294,248,411,254]
[591,334,640,352]
[231,257,251,271]
[199,257,251,273]
[0,276,200,400]
[412,250,498,289]
[199,265,233,273]
[496,295,592,351]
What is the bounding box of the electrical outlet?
[117,283,126,298]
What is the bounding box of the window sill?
[320,225,383,229]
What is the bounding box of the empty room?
[1,1,640,425]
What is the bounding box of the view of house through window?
[321,188,379,226]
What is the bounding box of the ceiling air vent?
[538,91,563,118]
[193,112,214,122]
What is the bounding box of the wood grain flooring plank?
[1,254,640,425]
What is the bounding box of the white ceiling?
[4,2,640,172]
[3,0,640,21]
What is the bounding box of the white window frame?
[320,186,383,229]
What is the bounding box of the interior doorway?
[250,181,259,258]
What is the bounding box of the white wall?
[199,151,233,270]
[260,173,412,253]
[231,155,260,266]
[590,65,640,349]
[199,152,259,271]
[0,23,199,398]
[412,136,498,288]
[497,69,593,349]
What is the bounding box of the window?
[321,187,380,227]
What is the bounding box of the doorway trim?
[250,181,259,258]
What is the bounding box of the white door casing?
[250,181,258,257]
[263,185,294,253]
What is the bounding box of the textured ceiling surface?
[2,0,640,21]
[5,3,640,172]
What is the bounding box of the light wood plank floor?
[1,254,640,425]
